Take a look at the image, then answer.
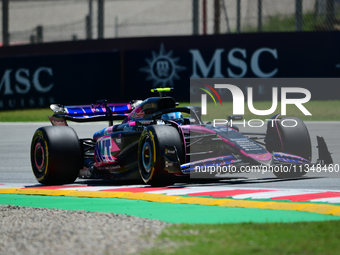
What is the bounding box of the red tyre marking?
[188,189,276,197]
[34,142,44,170]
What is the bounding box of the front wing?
[163,136,332,177]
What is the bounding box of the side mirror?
[228,115,243,121]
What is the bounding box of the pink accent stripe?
[110,138,120,152]
[272,192,340,201]
[189,189,275,197]
[247,153,272,161]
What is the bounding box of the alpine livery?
[31,88,333,185]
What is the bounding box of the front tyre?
[31,126,83,185]
[265,116,311,178]
[138,125,184,186]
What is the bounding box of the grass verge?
[242,11,340,32]
[0,100,339,122]
[0,108,53,122]
[146,221,340,255]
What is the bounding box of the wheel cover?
[34,141,45,172]
[31,131,49,182]
[142,139,152,173]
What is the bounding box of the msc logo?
[140,44,186,87]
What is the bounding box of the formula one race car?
[31,88,333,185]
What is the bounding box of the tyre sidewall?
[279,117,312,161]
[31,129,50,183]
[267,116,311,178]
[138,125,184,185]
[30,126,82,184]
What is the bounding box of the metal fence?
[1,0,340,46]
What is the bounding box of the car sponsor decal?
[94,136,120,166]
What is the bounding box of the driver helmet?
[161,112,184,125]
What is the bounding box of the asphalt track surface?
[0,121,339,190]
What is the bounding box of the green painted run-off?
[1,194,340,224]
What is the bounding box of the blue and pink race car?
[30,88,333,185]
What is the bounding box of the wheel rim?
[142,139,152,173]
[34,141,45,172]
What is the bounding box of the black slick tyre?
[30,126,82,184]
[138,125,184,186]
[265,116,311,178]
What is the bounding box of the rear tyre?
[31,126,82,184]
[265,116,311,178]
[138,125,184,186]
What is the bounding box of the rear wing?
[49,100,140,126]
